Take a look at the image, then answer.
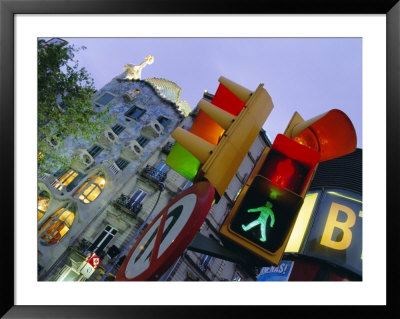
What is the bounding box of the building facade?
[38,52,192,281]
[38,43,271,281]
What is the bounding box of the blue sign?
[257,260,294,281]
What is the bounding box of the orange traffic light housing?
[284,109,357,162]
[220,134,320,266]
[166,76,274,197]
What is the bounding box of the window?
[111,123,125,135]
[181,181,193,191]
[95,92,115,107]
[151,161,169,179]
[89,225,118,254]
[199,254,212,271]
[52,168,79,191]
[57,266,84,282]
[87,144,104,158]
[136,135,150,147]
[39,205,75,245]
[115,158,129,170]
[125,106,146,120]
[38,191,50,220]
[157,116,170,127]
[128,189,147,208]
[74,173,106,204]
[233,272,243,281]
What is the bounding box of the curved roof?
[145,78,192,116]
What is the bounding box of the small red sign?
[116,181,215,281]
[86,252,101,269]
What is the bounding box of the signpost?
[78,252,101,279]
[116,181,215,281]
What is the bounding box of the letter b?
[320,202,356,250]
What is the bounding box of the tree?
[38,39,113,173]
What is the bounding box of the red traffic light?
[285,109,357,162]
[260,134,320,196]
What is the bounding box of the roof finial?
[123,55,154,80]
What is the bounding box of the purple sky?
[65,38,362,148]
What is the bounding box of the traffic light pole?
[187,232,273,267]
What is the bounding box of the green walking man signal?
[241,201,275,242]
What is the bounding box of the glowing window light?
[74,173,106,204]
[39,207,75,245]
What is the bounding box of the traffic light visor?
[289,109,357,162]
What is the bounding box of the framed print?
[1,0,399,318]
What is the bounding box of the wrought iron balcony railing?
[140,165,167,184]
[161,142,174,155]
[113,194,142,217]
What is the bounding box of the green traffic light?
[165,142,201,180]
[241,201,275,242]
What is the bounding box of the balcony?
[161,142,174,155]
[140,165,167,185]
[113,194,142,217]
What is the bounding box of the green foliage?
[38,39,113,173]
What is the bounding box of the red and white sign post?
[78,252,101,279]
[116,181,215,281]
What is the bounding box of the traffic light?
[220,134,320,265]
[283,109,357,162]
[166,76,274,196]
[220,108,357,266]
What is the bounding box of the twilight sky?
[65,37,362,148]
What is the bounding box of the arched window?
[39,205,75,245]
[38,190,50,220]
[74,172,106,204]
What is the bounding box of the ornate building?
[37,41,271,282]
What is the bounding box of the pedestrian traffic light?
[166,76,274,196]
[219,134,320,266]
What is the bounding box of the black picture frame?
[1,0,399,318]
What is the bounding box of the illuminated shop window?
[57,265,85,282]
[52,168,79,191]
[39,205,75,246]
[285,192,320,253]
[37,190,50,220]
[74,173,106,204]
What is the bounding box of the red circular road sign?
[116,181,215,281]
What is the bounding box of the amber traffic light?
[166,76,274,197]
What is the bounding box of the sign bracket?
[187,233,274,267]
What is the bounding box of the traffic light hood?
[284,109,357,162]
